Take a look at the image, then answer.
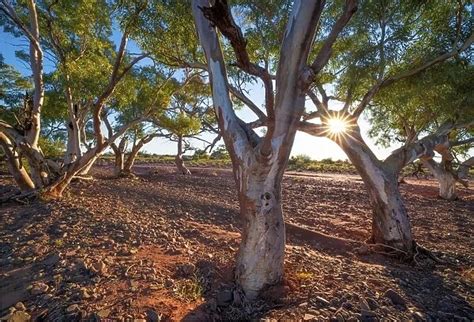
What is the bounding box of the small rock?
[14,303,26,311]
[315,296,330,307]
[6,310,31,322]
[177,263,195,277]
[303,313,316,321]
[97,309,110,318]
[66,304,79,313]
[146,309,161,322]
[366,298,378,310]
[412,311,426,321]
[359,298,370,311]
[92,261,107,275]
[383,289,406,307]
[30,282,49,295]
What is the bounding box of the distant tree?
[369,61,474,200]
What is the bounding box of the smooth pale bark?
[44,120,140,197]
[78,154,100,176]
[0,133,35,191]
[338,128,414,253]
[175,135,191,175]
[64,84,82,165]
[25,0,44,149]
[193,0,333,298]
[423,159,458,200]
[235,163,285,299]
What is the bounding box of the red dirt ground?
[0,164,473,321]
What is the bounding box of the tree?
[193,0,357,298]
[369,61,474,200]
[0,0,53,189]
[0,0,151,197]
[299,0,473,253]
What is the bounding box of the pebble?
[383,289,406,307]
[14,302,26,311]
[315,296,330,307]
[303,313,316,321]
[30,282,49,295]
[146,309,161,322]
[66,304,79,313]
[4,310,31,322]
[359,298,370,311]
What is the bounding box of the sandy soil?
[0,164,473,321]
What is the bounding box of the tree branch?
[352,32,474,118]
[310,0,358,75]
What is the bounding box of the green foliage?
[0,55,32,120]
[288,155,356,173]
[192,149,210,160]
[288,154,312,169]
[210,145,230,160]
[369,61,474,147]
[39,136,65,159]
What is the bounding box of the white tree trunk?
[236,167,285,299]
[340,133,414,253]
[423,159,458,200]
[64,84,81,165]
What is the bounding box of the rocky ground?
[0,164,473,321]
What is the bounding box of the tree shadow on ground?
[384,264,474,319]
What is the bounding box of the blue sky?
[0,28,398,161]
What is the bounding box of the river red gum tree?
[299,38,473,254]
[193,0,357,298]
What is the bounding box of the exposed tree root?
[285,222,362,254]
[365,243,409,259]
[285,222,441,265]
[413,241,446,264]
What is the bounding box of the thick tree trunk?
[235,166,285,299]
[423,159,458,200]
[64,85,81,165]
[339,131,414,253]
[114,150,125,176]
[123,148,139,174]
[175,136,191,175]
[0,133,35,191]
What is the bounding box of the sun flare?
[327,117,348,135]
